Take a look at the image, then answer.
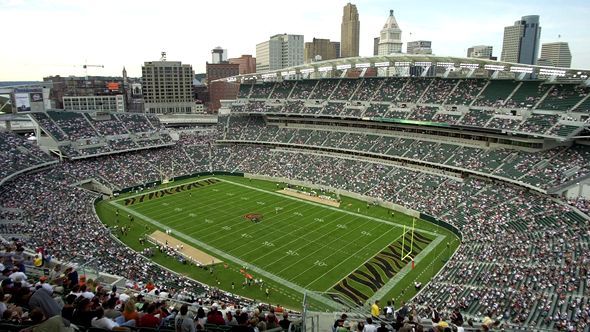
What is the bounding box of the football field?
[98,176,455,310]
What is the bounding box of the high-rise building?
[341,3,360,58]
[229,55,256,74]
[211,47,228,64]
[501,15,541,65]
[538,42,572,68]
[142,60,195,114]
[304,38,339,63]
[378,10,403,55]
[256,34,304,71]
[332,41,341,58]
[467,45,494,59]
[373,37,379,56]
[407,40,432,54]
[206,62,240,112]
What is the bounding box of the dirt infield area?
[149,230,223,266]
[277,189,341,207]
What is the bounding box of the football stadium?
[1,52,589,331]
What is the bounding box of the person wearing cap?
[35,276,53,293]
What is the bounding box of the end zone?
[148,230,223,266]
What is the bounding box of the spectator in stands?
[206,303,225,325]
[174,304,195,332]
[28,287,61,319]
[138,303,161,328]
[363,317,377,332]
[371,300,380,318]
[279,311,290,331]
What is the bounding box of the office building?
[373,37,379,56]
[407,40,432,54]
[211,47,228,64]
[256,34,304,71]
[341,3,360,58]
[332,42,341,58]
[229,55,256,75]
[378,10,403,55]
[304,38,339,63]
[63,95,125,112]
[142,60,196,114]
[206,62,240,112]
[467,45,494,59]
[43,76,124,109]
[539,42,571,68]
[501,15,541,65]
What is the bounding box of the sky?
[0,0,589,81]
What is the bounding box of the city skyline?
[1,0,589,81]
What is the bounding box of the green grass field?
[96,175,459,311]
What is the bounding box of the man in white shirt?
[363,317,378,332]
[175,304,196,332]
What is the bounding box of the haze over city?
[1,0,589,81]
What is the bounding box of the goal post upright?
[401,218,416,261]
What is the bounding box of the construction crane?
[82,63,104,79]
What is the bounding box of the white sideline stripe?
[110,176,447,309]
[109,200,343,310]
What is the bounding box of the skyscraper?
[341,3,360,58]
[373,37,379,56]
[501,15,541,65]
[256,34,304,71]
[378,10,402,55]
[304,38,339,63]
[142,60,195,114]
[538,42,572,68]
[467,45,494,59]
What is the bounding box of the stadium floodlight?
[300,68,315,74]
[415,62,432,67]
[539,68,566,77]
[355,63,370,68]
[459,63,479,69]
[318,66,332,72]
[509,66,533,74]
[484,64,505,71]
[374,61,390,67]
[436,62,455,68]
[394,61,411,67]
[336,64,352,70]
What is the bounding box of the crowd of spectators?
[29,111,172,158]
[229,77,588,140]
[3,83,590,330]
[0,237,295,331]
[0,131,56,183]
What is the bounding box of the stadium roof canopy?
[217,54,590,84]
